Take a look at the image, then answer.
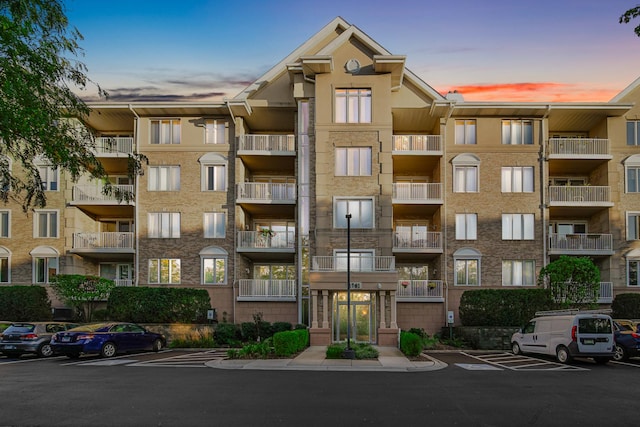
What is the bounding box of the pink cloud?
[439,82,619,102]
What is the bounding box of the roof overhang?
[373,55,405,90]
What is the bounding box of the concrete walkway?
[205,346,448,372]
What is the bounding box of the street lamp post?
[343,213,355,359]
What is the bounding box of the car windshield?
[4,324,35,333]
[579,318,611,334]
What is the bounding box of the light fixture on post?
[343,213,355,360]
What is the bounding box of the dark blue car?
[613,321,640,361]
[51,322,166,359]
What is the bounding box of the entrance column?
[379,291,386,328]
[390,290,398,329]
[311,290,318,328]
[322,290,329,328]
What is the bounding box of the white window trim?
[149,118,181,145]
[204,119,228,144]
[334,88,372,124]
[455,119,477,145]
[147,212,181,238]
[0,210,10,238]
[453,248,481,286]
[501,119,533,145]
[203,212,226,238]
[626,211,640,241]
[0,246,10,283]
[335,147,372,176]
[455,213,477,240]
[452,153,480,193]
[501,167,534,193]
[200,247,228,285]
[199,153,228,191]
[624,155,640,193]
[148,258,181,284]
[33,209,59,238]
[148,165,180,191]
[502,260,535,286]
[502,213,534,240]
[333,197,375,229]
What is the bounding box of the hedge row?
[0,286,51,321]
[459,289,554,327]
[612,293,640,318]
[273,329,309,356]
[107,287,211,323]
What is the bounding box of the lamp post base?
[342,348,356,359]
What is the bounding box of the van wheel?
[613,344,628,362]
[556,346,572,364]
[511,342,521,355]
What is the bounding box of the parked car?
[613,321,640,362]
[0,322,78,357]
[0,321,12,333]
[50,322,166,358]
[511,311,615,364]
[614,319,640,332]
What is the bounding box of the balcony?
[71,232,134,259]
[396,280,444,302]
[548,233,614,255]
[311,256,395,272]
[548,138,611,159]
[93,137,134,156]
[392,183,442,204]
[237,279,296,301]
[236,231,295,261]
[72,185,134,204]
[553,282,613,304]
[113,279,133,287]
[392,135,442,155]
[237,135,295,155]
[393,231,442,253]
[548,186,612,207]
[237,183,296,204]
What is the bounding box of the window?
[34,210,58,238]
[629,259,640,286]
[33,256,57,284]
[202,258,226,284]
[334,250,375,272]
[502,167,534,192]
[334,198,374,228]
[627,121,640,146]
[150,119,180,144]
[625,155,640,192]
[0,247,9,283]
[335,89,371,123]
[502,120,533,145]
[502,214,534,240]
[335,147,372,176]
[452,154,480,193]
[148,258,180,284]
[148,213,180,238]
[454,248,481,286]
[37,165,58,191]
[205,120,227,144]
[456,214,477,240]
[0,211,9,238]
[628,212,640,240]
[204,212,225,238]
[455,120,476,145]
[203,165,226,191]
[148,166,180,191]
[502,260,535,286]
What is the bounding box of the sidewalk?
[205,346,448,372]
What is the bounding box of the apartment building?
[4,17,640,346]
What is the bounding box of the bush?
[107,287,210,323]
[459,289,554,326]
[400,331,423,357]
[325,342,378,359]
[273,329,309,356]
[272,321,292,334]
[612,293,640,318]
[215,323,241,346]
[170,336,215,348]
[0,286,51,321]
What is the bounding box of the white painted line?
[455,363,503,371]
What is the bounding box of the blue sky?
[64,0,640,102]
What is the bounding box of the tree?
[0,0,145,212]
[537,256,601,308]
[50,274,116,322]
[620,6,640,37]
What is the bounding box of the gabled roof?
[611,75,640,103]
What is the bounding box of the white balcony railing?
[393,135,442,153]
[552,282,613,304]
[396,280,444,300]
[237,279,296,300]
[238,134,295,153]
[73,232,134,249]
[548,233,613,253]
[548,186,611,204]
[113,279,133,287]
[311,256,395,272]
[93,137,134,155]
[392,183,442,203]
[237,183,296,202]
[72,184,134,203]
[597,282,613,303]
[393,231,442,250]
[548,138,610,157]
[237,231,295,250]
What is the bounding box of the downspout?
[128,104,140,287]
[225,100,238,325]
[541,105,551,270]
[442,101,454,326]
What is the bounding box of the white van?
[511,310,615,364]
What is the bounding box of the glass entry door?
[333,292,376,343]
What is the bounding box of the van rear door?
[577,316,613,354]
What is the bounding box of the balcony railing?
[552,282,613,304]
[548,186,611,205]
[238,134,295,153]
[548,138,610,157]
[73,232,134,249]
[311,256,395,272]
[396,280,444,301]
[113,279,133,287]
[237,279,296,301]
[392,183,442,203]
[393,231,442,251]
[597,282,613,303]
[393,135,442,154]
[72,184,134,204]
[237,182,296,202]
[237,231,295,250]
[93,137,134,155]
[548,233,613,253]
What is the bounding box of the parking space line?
[461,352,588,371]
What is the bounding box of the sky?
[63,0,640,103]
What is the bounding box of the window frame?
[502,213,535,240]
[501,167,534,193]
[455,119,476,145]
[0,247,10,283]
[204,119,227,144]
[147,212,181,238]
[334,197,375,229]
[335,147,372,176]
[148,166,180,191]
[203,212,226,238]
[454,248,481,286]
[502,260,535,286]
[33,256,58,284]
[455,213,477,240]
[501,119,533,145]
[33,210,58,238]
[148,258,181,284]
[37,165,59,191]
[150,119,181,145]
[201,257,227,285]
[0,210,10,238]
[627,211,640,240]
[334,88,372,123]
[627,120,640,146]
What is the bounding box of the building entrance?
[333,292,376,343]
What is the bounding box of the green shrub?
[400,331,423,357]
[107,287,210,323]
[273,329,309,356]
[240,322,258,341]
[325,342,378,359]
[354,343,378,359]
[272,321,292,334]
[0,286,51,321]
[612,293,640,318]
[459,288,554,326]
[215,323,241,346]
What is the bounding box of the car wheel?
[152,339,163,352]
[613,344,628,362]
[511,342,521,355]
[37,343,54,358]
[556,346,572,364]
[594,357,611,365]
[100,342,117,358]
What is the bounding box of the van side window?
[578,318,612,334]
[523,321,535,334]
